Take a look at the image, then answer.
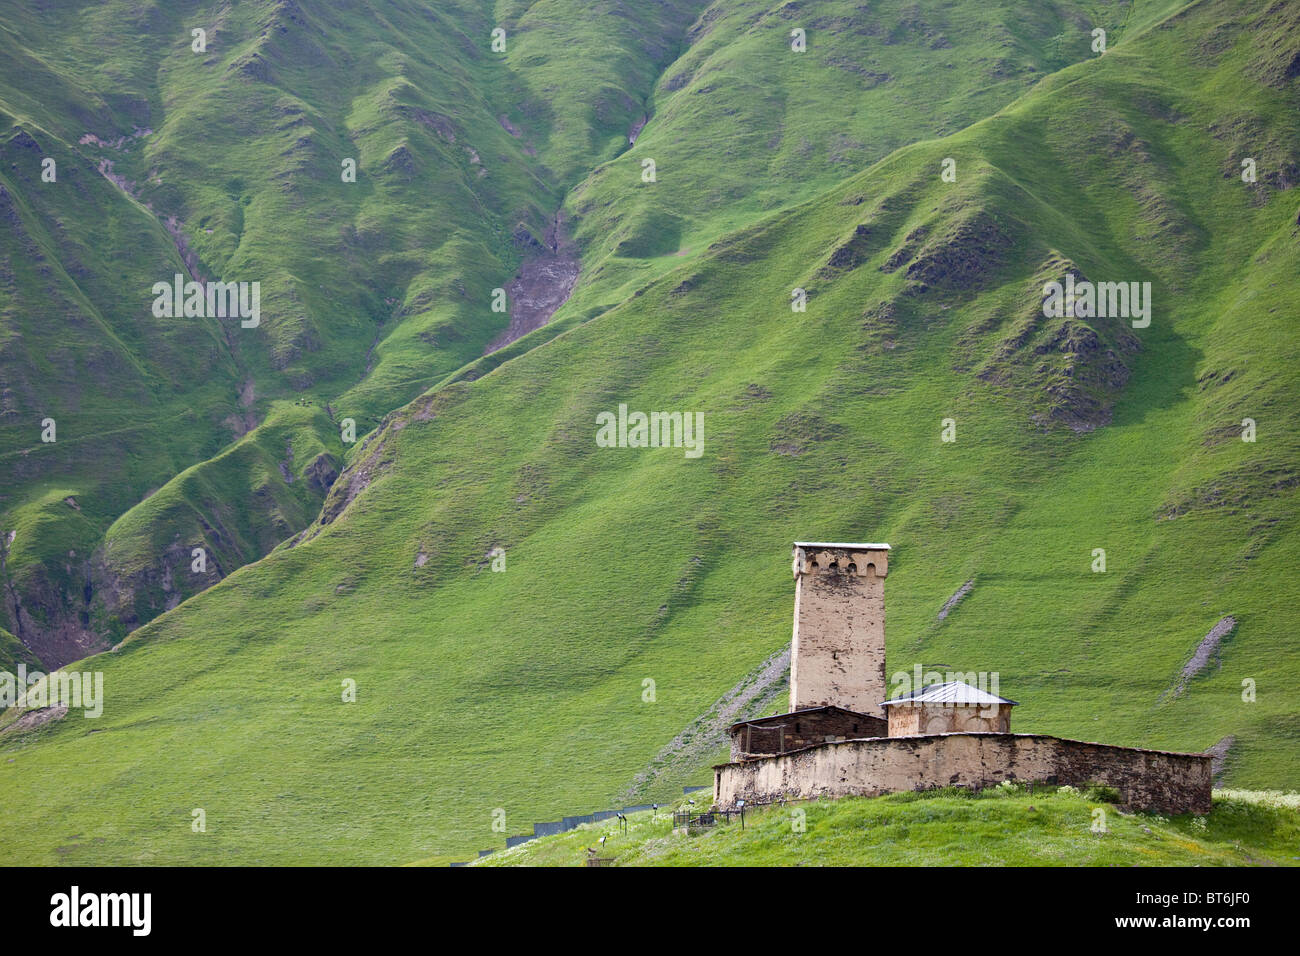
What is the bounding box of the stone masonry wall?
[789,546,889,717]
[714,733,1211,815]
[887,702,1013,736]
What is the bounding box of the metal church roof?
[794,542,891,550]
[727,705,884,733]
[881,681,1017,707]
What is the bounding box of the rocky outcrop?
[485,209,580,353]
[971,257,1141,431]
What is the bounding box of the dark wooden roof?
[728,705,885,734]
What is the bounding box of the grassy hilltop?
[1,0,1298,865]
[468,788,1300,867]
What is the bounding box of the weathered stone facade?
[789,543,889,718]
[887,701,1013,736]
[713,733,1212,815]
[729,706,888,761]
[722,540,1211,816]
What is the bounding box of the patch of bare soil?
[1,705,68,737]
[485,209,579,353]
[224,379,258,438]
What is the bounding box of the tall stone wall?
[714,733,1212,815]
[789,545,889,717]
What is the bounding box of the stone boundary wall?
[713,732,1211,815]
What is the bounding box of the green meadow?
[0,0,1297,864]
[469,787,1300,867]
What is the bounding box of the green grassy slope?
[0,110,247,664]
[1,0,1296,866]
[0,0,710,662]
[0,0,1163,664]
[471,788,1300,866]
[0,625,40,672]
[558,0,1170,315]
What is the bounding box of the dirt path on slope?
[484,208,579,354]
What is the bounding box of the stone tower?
[789,542,890,718]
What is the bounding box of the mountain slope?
[1,0,1297,865]
[0,0,707,663]
[0,0,1118,664]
